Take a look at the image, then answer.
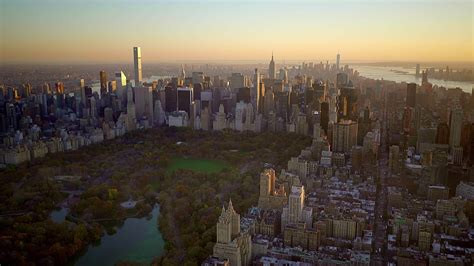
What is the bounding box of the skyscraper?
[436,122,450,144]
[288,186,304,225]
[165,84,177,112]
[332,119,358,153]
[421,70,428,85]
[336,72,348,88]
[179,64,186,80]
[279,68,288,84]
[99,71,107,95]
[320,102,329,135]
[269,53,276,79]
[231,73,245,90]
[192,72,204,85]
[79,79,86,105]
[115,71,127,100]
[254,68,260,107]
[449,109,463,149]
[126,85,136,131]
[133,47,142,86]
[336,53,340,70]
[415,64,421,77]
[134,86,154,122]
[406,83,416,108]
[177,87,193,115]
[337,86,358,122]
[237,87,251,104]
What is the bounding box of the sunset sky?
[1,0,472,63]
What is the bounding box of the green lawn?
[165,158,230,175]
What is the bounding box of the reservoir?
[75,204,165,266]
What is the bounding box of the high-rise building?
[115,71,127,87]
[99,71,107,95]
[179,64,186,81]
[287,186,304,225]
[79,79,86,105]
[90,96,97,118]
[263,88,274,116]
[275,91,289,121]
[336,73,348,88]
[257,81,265,114]
[108,81,116,93]
[177,87,193,115]
[320,102,329,135]
[133,47,142,86]
[279,68,288,85]
[126,85,137,131]
[165,85,177,112]
[269,53,276,79]
[406,83,416,108]
[337,86,358,122]
[115,71,127,100]
[416,64,421,77]
[336,53,340,70]
[134,86,154,122]
[230,73,245,90]
[213,104,227,131]
[452,146,463,165]
[55,82,64,94]
[236,87,251,104]
[193,83,202,101]
[449,109,463,149]
[253,68,260,104]
[192,72,204,85]
[332,119,358,153]
[389,145,400,173]
[212,199,251,266]
[436,122,450,144]
[421,70,428,85]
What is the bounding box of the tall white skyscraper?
[253,68,260,105]
[269,53,276,79]
[336,53,340,70]
[133,47,142,86]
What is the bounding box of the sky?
[0,0,472,64]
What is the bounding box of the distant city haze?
[1,0,472,63]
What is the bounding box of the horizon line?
[1,59,473,66]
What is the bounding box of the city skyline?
[1,1,473,265]
[1,0,472,64]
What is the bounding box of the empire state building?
[269,53,276,79]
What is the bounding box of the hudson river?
[353,65,473,93]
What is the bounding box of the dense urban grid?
[1,47,473,266]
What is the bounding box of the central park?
[0,128,311,265]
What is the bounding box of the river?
[353,65,473,93]
[74,204,165,265]
[91,67,473,94]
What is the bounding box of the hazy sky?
[0,0,472,63]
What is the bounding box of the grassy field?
[165,158,230,175]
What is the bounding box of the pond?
[50,207,68,223]
[75,204,165,265]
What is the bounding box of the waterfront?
[353,65,473,92]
